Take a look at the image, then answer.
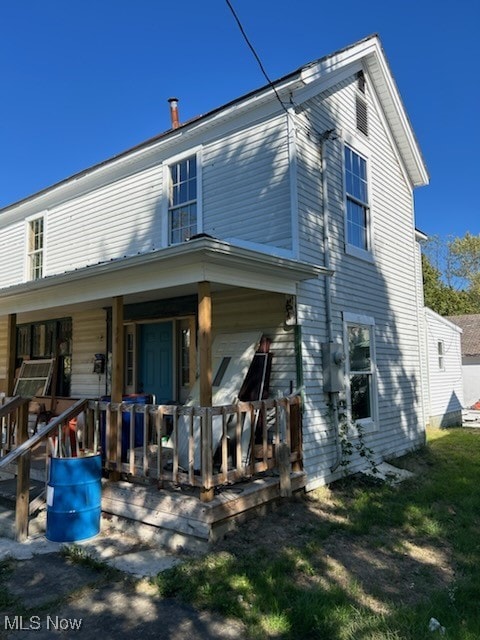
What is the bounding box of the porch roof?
[0,237,330,316]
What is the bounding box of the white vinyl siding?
[202,114,292,251]
[46,165,163,276]
[70,309,107,398]
[425,308,464,427]
[297,72,425,487]
[0,112,292,284]
[212,289,296,397]
[462,357,480,408]
[0,221,25,287]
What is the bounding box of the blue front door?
[139,322,173,403]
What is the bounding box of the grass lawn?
[157,428,480,639]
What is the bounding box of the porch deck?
[102,471,306,549]
[0,394,305,543]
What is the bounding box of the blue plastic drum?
[46,454,102,542]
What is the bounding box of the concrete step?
[0,509,185,579]
[0,476,45,508]
[0,503,47,540]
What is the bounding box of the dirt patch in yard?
[320,532,454,613]
[213,481,455,614]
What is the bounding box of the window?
[168,155,197,244]
[345,317,376,425]
[345,146,369,252]
[178,317,196,404]
[14,359,54,397]
[124,325,136,393]
[16,318,72,397]
[438,340,445,370]
[27,217,44,280]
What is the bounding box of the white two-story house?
[0,35,429,528]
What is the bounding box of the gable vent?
[356,95,368,136]
[357,70,366,94]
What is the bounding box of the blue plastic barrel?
[100,394,152,462]
[46,454,102,542]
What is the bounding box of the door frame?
[123,316,196,402]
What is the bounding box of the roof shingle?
[445,314,480,357]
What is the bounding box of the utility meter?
[321,342,345,393]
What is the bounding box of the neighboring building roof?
[445,314,480,357]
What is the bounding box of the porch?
[0,393,304,545]
[0,237,325,542]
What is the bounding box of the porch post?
[198,281,214,502]
[6,314,17,396]
[198,282,212,407]
[110,296,124,478]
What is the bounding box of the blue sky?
[0,0,478,240]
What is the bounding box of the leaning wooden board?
[171,331,262,471]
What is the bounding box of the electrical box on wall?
[322,342,345,393]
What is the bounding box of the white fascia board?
[0,238,329,314]
[291,60,363,108]
[425,307,463,333]
[297,35,429,188]
[364,42,429,187]
[415,229,428,242]
[299,36,378,84]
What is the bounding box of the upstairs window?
[168,155,197,244]
[27,216,44,280]
[345,146,370,252]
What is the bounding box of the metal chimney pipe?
[168,97,180,129]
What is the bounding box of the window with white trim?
[346,320,376,424]
[344,146,370,252]
[27,216,44,280]
[437,340,445,370]
[168,155,197,244]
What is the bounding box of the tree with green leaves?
[422,233,480,315]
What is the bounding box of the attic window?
[356,95,368,137]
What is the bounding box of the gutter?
[0,236,331,301]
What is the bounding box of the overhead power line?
[224,0,336,145]
[224,0,289,116]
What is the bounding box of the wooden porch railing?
[0,397,88,541]
[0,393,302,540]
[89,394,302,501]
